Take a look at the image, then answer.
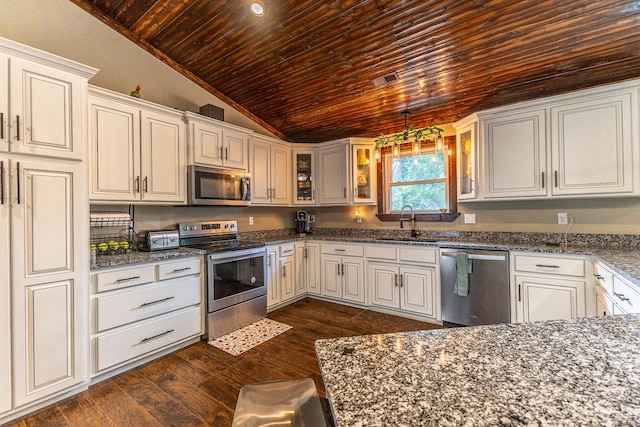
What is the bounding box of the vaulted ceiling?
[70,0,640,142]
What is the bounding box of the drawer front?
[157,257,201,281]
[95,265,156,293]
[593,262,614,295]
[96,277,201,332]
[279,243,296,257]
[612,276,640,314]
[321,243,364,257]
[95,307,201,372]
[365,245,397,260]
[514,255,585,277]
[399,247,437,264]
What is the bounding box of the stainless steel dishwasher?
[439,248,510,326]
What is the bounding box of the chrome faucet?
[399,204,420,237]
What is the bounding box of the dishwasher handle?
[441,251,506,261]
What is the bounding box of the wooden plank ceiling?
[70,0,640,142]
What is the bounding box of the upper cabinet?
[453,115,479,200]
[89,87,186,204]
[249,134,291,205]
[458,80,640,202]
[0,40,96,160]
[317,138,376,206]
[292,148,316,205]
[483,109,547,199]
[550,92,633,196]
[185,112,249,171]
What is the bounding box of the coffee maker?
[295,210,311,234]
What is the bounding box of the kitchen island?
[315,314,640,426]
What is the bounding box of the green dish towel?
[454,253,473,297]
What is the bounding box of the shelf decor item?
[374,111,443,162]
[130,84,141,98]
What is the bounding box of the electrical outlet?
[249,216,254,225]
[557,213,568,225]
[464,214,476,224]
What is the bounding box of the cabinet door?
[321,255,342,298]
[305,243,321,295]
[352,145,376,204]
[457,121,477,200]
[0,157,9,413]
[516,275,586,322]
[249,140,271,204]
[270,144,291,205]
[369,263,399,309]
[318,144,348,205]
[484,110,547,198]
[89,97,140,201]
[342,258,365,304]
[295,244,306,296]
[400,266,437,317]
[223,128,248,170]
[551,93,633,196]
[9,58,84,160]
[140,110,185,202]
[266,248,279,308]
[280,254,295,303]
[191,121,223,167]
[11,159,86,406]
[0,55,8,153]
[293,150,315,205]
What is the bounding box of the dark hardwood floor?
[2,298,444,427]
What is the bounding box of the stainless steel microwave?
[187,166,251,206]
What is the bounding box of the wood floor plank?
[4,298,444,427]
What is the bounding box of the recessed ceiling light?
[251,2,265,16]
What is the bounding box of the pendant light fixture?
[375,111,444,162]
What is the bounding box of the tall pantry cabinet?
[0,37,96,419]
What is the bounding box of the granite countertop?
[91,247,206,269]
[315,314,640,426]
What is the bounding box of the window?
[376,136,458,221]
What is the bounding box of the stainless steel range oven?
[179,221,266,340]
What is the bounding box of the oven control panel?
[178,220,237,238]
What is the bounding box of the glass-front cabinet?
[292,149,316,205]
[454,115,478,200]
[352,144,376,204]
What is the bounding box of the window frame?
[376,135,459,222]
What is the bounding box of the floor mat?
[208,318,292,356]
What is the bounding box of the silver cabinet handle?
[394,273,398,287]
[334,249,346,252]
[172,267,191,273]
[140,296,174,307]
[0,112,3,140]
[15,115,20,141]
[143,176,148,193]
[220,146,224,160]
[541,172,545,189]
[225,147,228,160]
[535,264,560,269]
[140,329,174,344]
[16,162,20,204]
[554,170,559,188]
[400,274,404,288]
[116,275,141,283]
[0,160,4,205]
[614,292,631,303]
[518,284,522,302]
[135,176,140,193]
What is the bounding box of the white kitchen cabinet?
[90,257,203,375]
[550,92,634,196]
[0,157,9,414]
[295,244,306,296]
[352,144,376,204]
[512,253,593,322]
[89,87,186,203]
[320,243,365,303]
[483,109,547,198]
[185,112,249,171]
[0,53,90,160]
[317,142,349,205]
[10,158,87,407]
[266,246,279,308]
[594,261,640,315]
[266,243,302,310]
[304,242,321,295]
[279,244,296,304]
[292,148,316,205]
[369,263,437,317]
[249,134,291,205]
[453,115,479,200]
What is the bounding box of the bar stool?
[231,378,330,427]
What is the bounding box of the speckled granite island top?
[315,314,640,427]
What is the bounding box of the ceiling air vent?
[371,72,399,86]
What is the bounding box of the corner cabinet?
[185,112,249,171]
[453,115,479,200]
[292,148,316,205]
[249,134,291,205]
[89,87,186,203]
[317,138,376,206]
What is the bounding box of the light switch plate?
[464,214,476,224]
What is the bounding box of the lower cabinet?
[266,243,301,309]
[320,243,365,304]
[594,261,640,315]
[512,253,593,322]
[305,242,321,295]
[369,263,437,317]
[90,257,203,376]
